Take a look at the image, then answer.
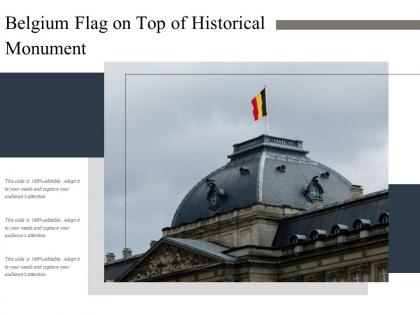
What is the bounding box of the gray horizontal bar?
[276,20,420,30]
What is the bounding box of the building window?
[290,234,306,245]
[332,226,340,235]
[329,275,338,282]
[352,219,371,230]
[331,224,349,235]
[351,272,361,282]
[310,229,327,240]
[379,212,389,224]
[354,221,363,230]
[378,266,388,282]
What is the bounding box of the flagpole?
[265,84,270,135]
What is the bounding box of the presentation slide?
[1,1,419,314]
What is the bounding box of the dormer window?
[352,219,372,230]
[331,224,349,235]
[276,165,286,173]
[310,229,327,240]
[332,226,340,235]
[290,234,306,245]
[354,221,363,230]
[320,171,330,179]
[378,212,389,224]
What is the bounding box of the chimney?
[105,252,115,264]
[351,185,363,198]
[122,248,132,259]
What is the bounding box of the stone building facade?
[105,135,389,282]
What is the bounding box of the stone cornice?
[163,203,300,237]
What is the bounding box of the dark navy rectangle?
[0,73,104,157]
[389,184,420,273]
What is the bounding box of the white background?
[1,0,420,314]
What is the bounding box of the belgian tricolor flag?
[251,88,267,121]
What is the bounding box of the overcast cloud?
[105,63,388,258]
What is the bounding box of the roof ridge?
[256,151,266,202]
[164,237,236,261]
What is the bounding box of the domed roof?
[171,135,354,227]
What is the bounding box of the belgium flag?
[251,88,267,121]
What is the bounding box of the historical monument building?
[105,135,389,282]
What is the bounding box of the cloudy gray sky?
[105,62,388,258]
